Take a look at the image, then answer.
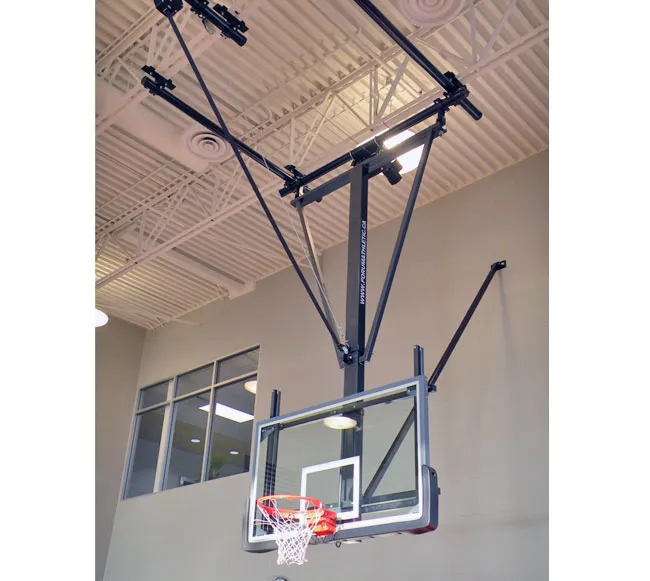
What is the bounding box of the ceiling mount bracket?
[185,1,248,46]
[141,66,175,91]
[154,0,183,17]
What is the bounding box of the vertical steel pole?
[343,163,369,396]
[414,345,425,376]
[263,389,281,498]
[340,164,369,516]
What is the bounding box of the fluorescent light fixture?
[358,129,423,175]
[229,450,240,455]
[383,130,424,174]
[199,403,254,423]
[244,380,257,394]
[190,438,201,443]
[323,415,358,430]
[95,309,109,327]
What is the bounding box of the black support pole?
[141,76,294,184]
[295,202,344,366]
[352,0,482,121]
[363,260,508,497]
[261,389,281,535]
[343,163,369,396]
[263,389,281,498]
[161,13,344,354]
[414,345,425,376]
[339,163,369,518]
[428,260,507,389]
[363,407,416,502]
[363,127,437,363]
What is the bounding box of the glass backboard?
[244,376,437,549]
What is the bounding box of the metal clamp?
[141,66,175,91]
[154,0,183,17]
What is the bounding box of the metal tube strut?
[414,345,425,376]
[163,13,344,352]
[343,163,369,396]
[363,125,438,363]
[339,163,369,519]
[363,406,416,501]
[141,75,294,184]
[351,0,482,121]
[428,260,507,388]
[295,203,344,366]
[364,261,507,496]
[261,389,281,535]
[263,389,281,498]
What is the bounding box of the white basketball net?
[257,498,324,566]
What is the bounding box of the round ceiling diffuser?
[400,0,466,27]
[183,127,233,163]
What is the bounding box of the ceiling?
[95,0,549,330]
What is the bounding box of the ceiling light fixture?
[383,130,424,174]
[244,380,258,394]
[323,415,358,430]
[357,129,424,181]
[95,309,109,327]
[199,403,254,423]
[191,438,201,443]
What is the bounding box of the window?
[123,347,259,499]
[124,405,167,499]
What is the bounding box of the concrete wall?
[96,318,146,581]
[104,151,548,581]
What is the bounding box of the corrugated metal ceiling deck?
[95,0,548,329]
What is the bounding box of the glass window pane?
[125,406,166,499]
[207,378,256,481]
[176,363,214,397]
[217,348,259,383]
[139,381,169,409]
[164,392,211,490]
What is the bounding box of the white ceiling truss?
[95,0,549,329]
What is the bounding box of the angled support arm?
[428,260,507,389]
[141,70,294,184]
[363,120,444,363]
[363,406,416,502]
[160,10,345,354]
[363,261,506,498]
[295,201,345,366]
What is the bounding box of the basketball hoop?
[256,495,337,565]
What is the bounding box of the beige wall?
[104,150,548,580]
[96,318,146,581]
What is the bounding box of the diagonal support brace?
[363,116,446,363]
[163,11,345,353]
[428,260,507,389]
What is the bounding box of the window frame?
[121,345,260,500]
